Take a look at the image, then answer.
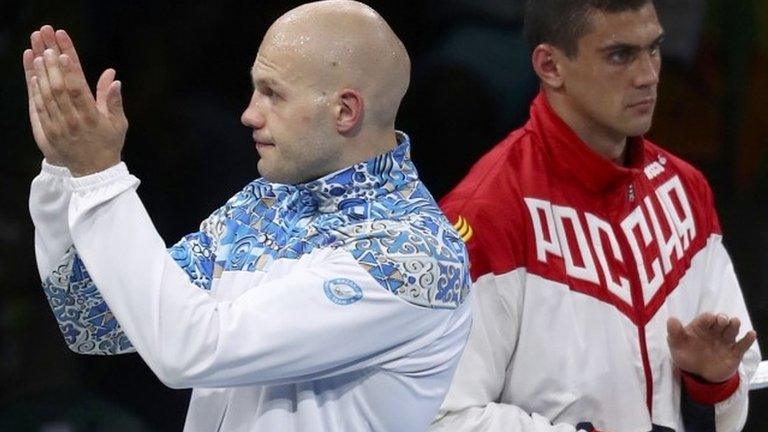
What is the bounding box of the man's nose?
[634,52,660,88]
[241,94,266,128]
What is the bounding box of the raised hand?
[23,25,128,176]
[668,313,757,383]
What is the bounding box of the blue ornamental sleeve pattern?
[337,216,471,310]
[168,204,229,290]
[41,200,234,355]
[42,247,134,354]
[170,180,301,277]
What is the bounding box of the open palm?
[668,313,756,383]
[23,25,126,175]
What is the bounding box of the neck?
[337,127,399,168]
[545,90,628,166]
[297,129,398,185]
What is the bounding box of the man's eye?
[267,89,283,101]
[609,50,632,64]
[650,44,661,56]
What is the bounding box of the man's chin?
[258,165,302,185]
[257,162,279,183]
[625,120,653,138]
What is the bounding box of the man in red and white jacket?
[431,0,760,431]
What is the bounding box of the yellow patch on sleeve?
[452,216,474,243]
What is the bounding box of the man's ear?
[532,44,566,89]
[335,89,364,133]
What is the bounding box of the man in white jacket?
[25,1,471,431]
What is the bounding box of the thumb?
[667,317,686,348]
[107,80,124,117]
[95,68,116,111]
[733,330,757,358]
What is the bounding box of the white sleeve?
[29,160,74,280]
[683,235,762,432]
[67,164,455,389]
[30,160,136,355]
[431,271,586,432]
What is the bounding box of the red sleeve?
[681,371,740,405]
[440,196,525,281]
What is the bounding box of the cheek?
[577,77,616,109]
[593,73,627,105]
[572,66,608,98]
[292,100,324,125]
[275,100,331,144]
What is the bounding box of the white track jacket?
[30,136,472,432]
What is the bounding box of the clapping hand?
[23,25,127,176]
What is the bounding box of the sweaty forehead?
[584,4,663,47]
[263,24,316,54]
[263,21,359,66]
[252,36,323,86]
[255,20,370,90]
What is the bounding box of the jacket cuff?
[681,370,740,405]
[41,160,72,177]
[69,162,131,192]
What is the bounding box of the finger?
[732,330,757,358]
[44,49,66,98]
[33,56,63,124]
[55,30,95,108]
[31,31,45,57]
[96,69,116,112]
[106,80,125,118]
[40,25,61,55]
[31,76,55,132]
[667,317,686,348]
[712,313,730,334]
[55,30,84,74]
[60,54,97,119]
[44,51,79,130]
[695,312,716,330]
[722,317,741,342]
[23,49,36,99]
[24,50,44,136]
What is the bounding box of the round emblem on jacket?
[324,278,363,305]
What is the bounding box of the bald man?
[25,1,471,430]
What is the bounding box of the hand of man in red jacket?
[667,313,756,383]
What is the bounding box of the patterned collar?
[298,131,418,213]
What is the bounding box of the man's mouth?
[253,135,275,148]
[628,98,656,109]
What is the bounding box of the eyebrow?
[249,66,287,90]
[598,32,666,53]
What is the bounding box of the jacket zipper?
[614,181,655,417]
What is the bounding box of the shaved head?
[262,0,410,128]
[242,0,412,184]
